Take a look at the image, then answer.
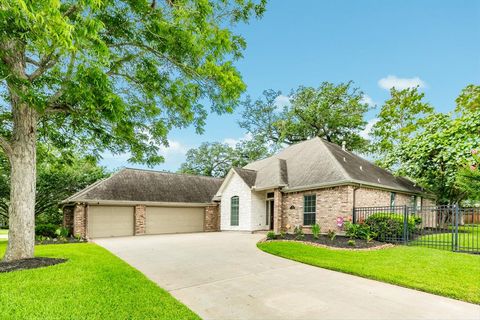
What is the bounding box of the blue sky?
[101,0,480,171]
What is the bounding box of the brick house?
[214,137,435,234]
[63,137,434,238]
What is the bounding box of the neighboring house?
[63,137,435,238]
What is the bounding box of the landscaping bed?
[0,257,67,273]
[267,234,387,249]
[35,237,86,245]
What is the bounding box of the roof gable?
[244,137,425,194]
[232,168,257,188]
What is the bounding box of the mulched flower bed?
[0,257,67,273]
[268,234,391,250]
[35,238,86,245]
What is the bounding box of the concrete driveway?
[95,232,480,320]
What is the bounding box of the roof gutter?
[251,184,287,192]
[282,179,433,197]
[60,200,216,207]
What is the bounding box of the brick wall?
[273,188,283,233]
[63,206,74,234]
[204,205,220,231]
[422,197,436,207]
[73,204,87,239]
[354,187,413,207]
[281,186,353,233]
[280,185,430,234]
[134,205,146,235]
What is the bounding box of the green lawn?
[0,242,199,319]
[258,241,480,304]
[0,229,8,235]
[412,225,480,252]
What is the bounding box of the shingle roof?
[63,168,224,204]
[232,168,257,188]
[244,137,425,194]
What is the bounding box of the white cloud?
[360,94,375,106]
[273,94,291,109]
[223,138,239,148]
[359,118,379,139]
[223,132,252,148]
[158,140,188,155]
[378,75,426,91]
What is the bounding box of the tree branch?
[42,51,77,115]
[25,57,40,66]
[44,103,73,114]
[63,5,79,17]
[28,51,59,81]
[106,53,137,76]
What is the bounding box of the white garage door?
[88,205,134,238]
[146,207,204,235]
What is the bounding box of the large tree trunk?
[3,103,37,262]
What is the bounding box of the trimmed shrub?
[35,223,58,238]
[344,221,372,240]
[266,231,276,240]
[364,213,419,241]
[55,227,70,238]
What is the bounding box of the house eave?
[281,179,431,197]
[251,184,287,192]
[61,199,216,207]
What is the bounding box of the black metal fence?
[353,205,480,254]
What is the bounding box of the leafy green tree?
[179,142,236,177]
[0,0,266,261]
[286,82,370,151]
[456,84,480,112]
[239,89,285,147]
[35,155,108,225]
[371,87,434,169]
[457,150,480,202]
[239,82,370,152]
[0,149,108,225]
[234,137,270,166]
[395,105,480,204]
[178,138,269,178]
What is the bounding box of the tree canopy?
[0,149,108,224]
[0,0,266,164]
[239,82,370,152]
[370,87,434,169]
[0,0,266,261]
[373,85,480,204]
[457,150,480,202]
[178,138,269,177]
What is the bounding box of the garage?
[146,207,204,235]
[88,205,134,238]
[62,168,223,238]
